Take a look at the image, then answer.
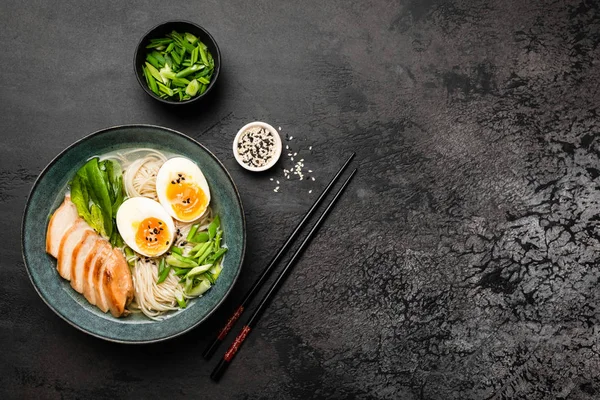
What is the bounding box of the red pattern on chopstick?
[224,325,251,362]
[217,305,245,340]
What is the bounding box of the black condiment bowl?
[134,20,221,105]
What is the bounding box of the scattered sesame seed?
[308,170,312,173]
[309,190,312,193]
[276,180,280,184]
[312,177,315,181]
[291,157,294,161]
[290,136,293,140]
[270,178,274,181]
[293,152,297,156]
[278,126,282,130]
[309,146,312,150]
[285,145,289,149]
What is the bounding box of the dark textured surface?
[2,0,600,399]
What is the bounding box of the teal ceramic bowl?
[21,125,245,343]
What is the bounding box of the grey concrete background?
[2,0,600,399]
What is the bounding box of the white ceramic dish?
[232,121,282,172]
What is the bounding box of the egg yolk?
[166,177,208,220]
[135,217,171,256]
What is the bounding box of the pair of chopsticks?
[206,153,357,382]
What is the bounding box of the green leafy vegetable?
[69,157,126,247]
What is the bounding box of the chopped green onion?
[186,79,200,96]
[186,279,211,296]
[171,247,183,255]
[191,46,199,65]
[141,31,214,101]
[157,259,171,284]
[208,216,220,240]
[191,241,212,257]
[175,291,187,308]
[187,224,200,241]
[166,255,196,268]
[196,244,214,265]
[191,231,209,243]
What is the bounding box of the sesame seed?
[278,126,282,130]
[308,170,312,173]
[312,177,315,181]
[290,136,293,140]
[294,153,297,156]
[309,190,312,193]
[270,178,273,181]
[276,180,279,184]
[309,146,312,150]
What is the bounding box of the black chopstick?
[210,168,357,382]
[202,153,356,360]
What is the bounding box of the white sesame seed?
[290,136,293,140]
[308,170,312,173]
[300,159,304,162]
[291,157,294,161]
[286,145,289,149]
[311,177,315,181]
[276,180,280,184]
[294,152,297,156]
[278,126,282,130]
[309,190,312,193]
[270,178,273,181]
[309,146,312,150]
[300,177,303,180]
[273,188,277,192]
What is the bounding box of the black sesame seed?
[171,180,176,184]
[158,221,162,225]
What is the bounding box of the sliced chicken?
[70,230,99,294]
[46,195,78,257]
[103,248,134,318]
[93,248,113,314]
[82,240,111,306]
[46,195,134,318]
[57,219,92,281]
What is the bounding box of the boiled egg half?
[155,157,211,222]
[116,197,175,257]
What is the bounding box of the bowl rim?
[21,124,246,343]
[233,121,283,172]
[133,20,221,105]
